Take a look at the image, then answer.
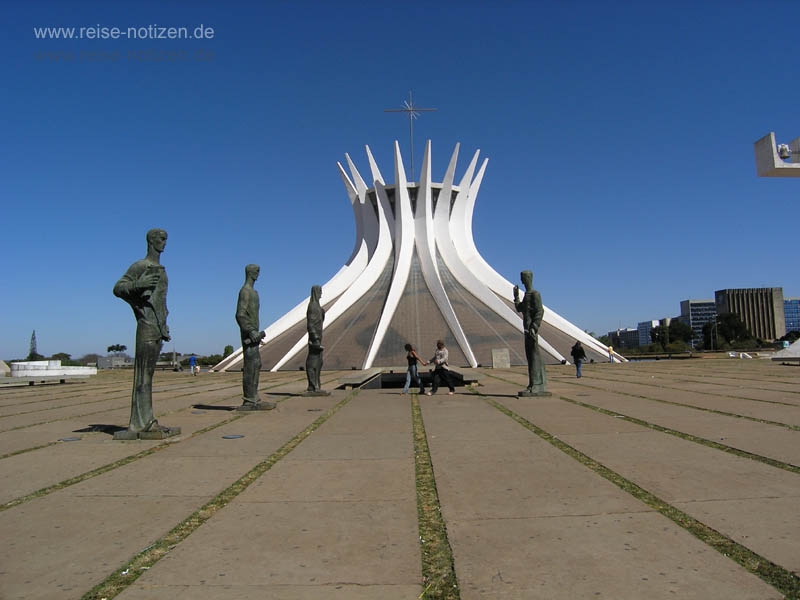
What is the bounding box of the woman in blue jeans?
[402,343,427,394]
[570,341,587,378]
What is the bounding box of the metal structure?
[215,141,623,372]
[384,92,436,181]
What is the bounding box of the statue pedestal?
[113,426,181,440]
[236,400,276,411]
[517,390,552,398]
[302,390,331,397]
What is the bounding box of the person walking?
[426,340,455,395]
[570,341,587,378]
[189,353,198,376]
[402,343,427,394]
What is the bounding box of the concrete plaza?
[0,358,798,599]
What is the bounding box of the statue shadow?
[192,394,285,411]
[73,424,127,435]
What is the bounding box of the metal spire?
[384,91,436,181]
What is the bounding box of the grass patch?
[481,393,800,600]
[81,390,356,600]
[411,394,460,600]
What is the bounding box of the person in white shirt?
[426,340,455,395]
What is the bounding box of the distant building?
[714,288,786,340]
[679,300,716,348]
[637,320,659,347]
[785,298,800,334]
[608,328,639,349]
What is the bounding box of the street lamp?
[710,318,719,351]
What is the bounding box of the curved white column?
[415,142,476,366]
[345,153,379,258]
[362,142,416,368]
[270,169,396,371]
[365,145,385,186]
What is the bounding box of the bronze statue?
[236,264,275,410]
[113,229,180,438]
[513,270,549,396]
[305,285,327,394]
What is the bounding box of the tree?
[779,330,800,344]
[717,313,751,344]
[702,313,753,349]
[651,321,694,351]
[78,353,102,365]
[27,330,44,361]
[199,354,224,366]
[50,352,81,366]
[223,345,234,358]
[668,320,694,344]
[107,344,127,355]
[650,326,667,350]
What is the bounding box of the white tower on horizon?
[215,141,621,372]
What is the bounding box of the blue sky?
[1,1,798,360]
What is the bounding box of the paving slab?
[674,496,800,573]
[565,377,800,426]
[448,513,782,600]
[127,500,419,586]
[635,378,800,405]
[0,494,205,600]
[0,429,79,456]
[558,389,800,466]
[282,430,412,460]
[0,408,252,503]
[119,393,422,599]
[0,438,161,504]
[242,457,415,502]
[315,390,411,434]
[0,384,242,433]
[500,396,800,576]
[598,373,800,407]
[420,394,782,600]
[1,365,798,600]
[0,386,343,600]
[68,455,260,498]
[0,392,124,416]
[164,399,340,458]
[428,452,648,521]
[535,428,800,503]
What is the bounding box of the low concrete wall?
[10,360,97,378]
